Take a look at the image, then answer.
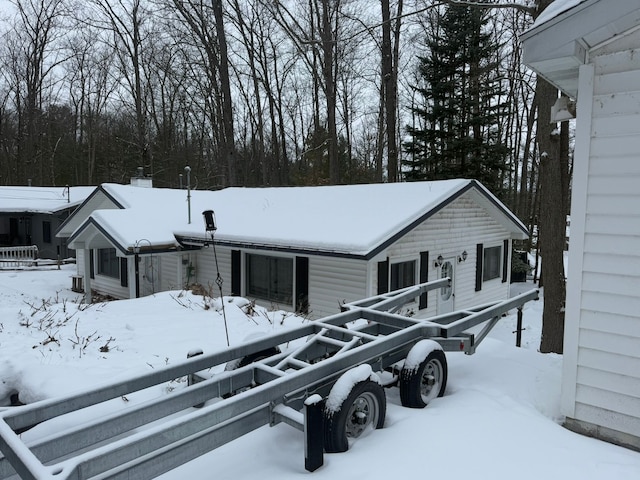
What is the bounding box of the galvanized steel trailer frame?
[0,279,538,480]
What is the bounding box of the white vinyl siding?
[194,246,233,297]
[308,256,367,319]
[384,192,512,317]
[562,35,640,442]
[159,253,180,291]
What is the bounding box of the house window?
[246,253,293,304]
[98,248,120,279]
[483,245,502,282]
[42,221,51,244]
[390,260,416,291]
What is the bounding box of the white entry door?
[437,258,455,315]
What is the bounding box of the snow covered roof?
[530,0,587,29]
[0,186,95,214]
[522,0,640,96]
[65,180,528,258]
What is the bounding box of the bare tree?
[66,27,117,184]
[170,0,237,186]
[1,0,68,185]
[88,0,155,178]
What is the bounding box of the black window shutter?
[120,257,128,287]
[502,239,509,283]
[231,250,241,296]
[419,251,429,310]
[475,243,483,292]
[295,256,309,314]
[89,250,95,279]
[377,259,389,295]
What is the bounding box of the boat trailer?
[0,279,538,479]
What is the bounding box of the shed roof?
[521,0,640,96]
[65,180,528,259]
[0,186,95,214]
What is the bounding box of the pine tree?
[404,4,509,195]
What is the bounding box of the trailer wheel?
[222,347,280,398]
[400,342,447,408]
[324,380,386,453]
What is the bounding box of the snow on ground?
[1,266,639,479]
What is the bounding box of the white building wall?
[308,256,368,319]
[563,34,640,445]
[382,192,513,317]
[194,246,233,297]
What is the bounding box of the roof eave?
[522,0,640,96]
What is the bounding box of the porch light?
[458,250,468,263]
[434,255,444,268]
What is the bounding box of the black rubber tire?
[399,349,447,408]
[237,346,280,368]
[323,380,386,453]
[222,347,280,398]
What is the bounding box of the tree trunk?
[213,0,237,186]
[536,77,566,354]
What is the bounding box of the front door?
[437,258,455,315]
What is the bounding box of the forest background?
[0,0,568,353]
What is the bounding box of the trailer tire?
[400,346,447,408]
[324,380,386,453]
[222,347,280,398]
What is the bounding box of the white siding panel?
[589,135,640,160]
[585,214,640,236]
[581,289,640,319]
[593,69,640,96]
[589,154,640,176]
[579,309,640,338]
[593,45,640,76]
[582,252,640,281]
[159,254,180,291]
[587,175,640,195]
[583,233,639,256]
[586,193,638,216]
[194,247,232,298]
[309,256,367,319]
[577,366,640,398]
[582,271,640,298]
[591,114,640,137]
[578,347,640,379]
[591,90,640,118]
[574,402,640,438]
[92,274,127,299]
[578,327,640,359]
[575,384,640,424]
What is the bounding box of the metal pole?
[516,306,523,347]
[185,166,191,224]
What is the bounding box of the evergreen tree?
[404,4,509,196]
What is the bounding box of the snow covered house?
[522,0,640,452]
[57,180,528,319]
[0,186,94,260]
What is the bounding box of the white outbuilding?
[522,0,640,452]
